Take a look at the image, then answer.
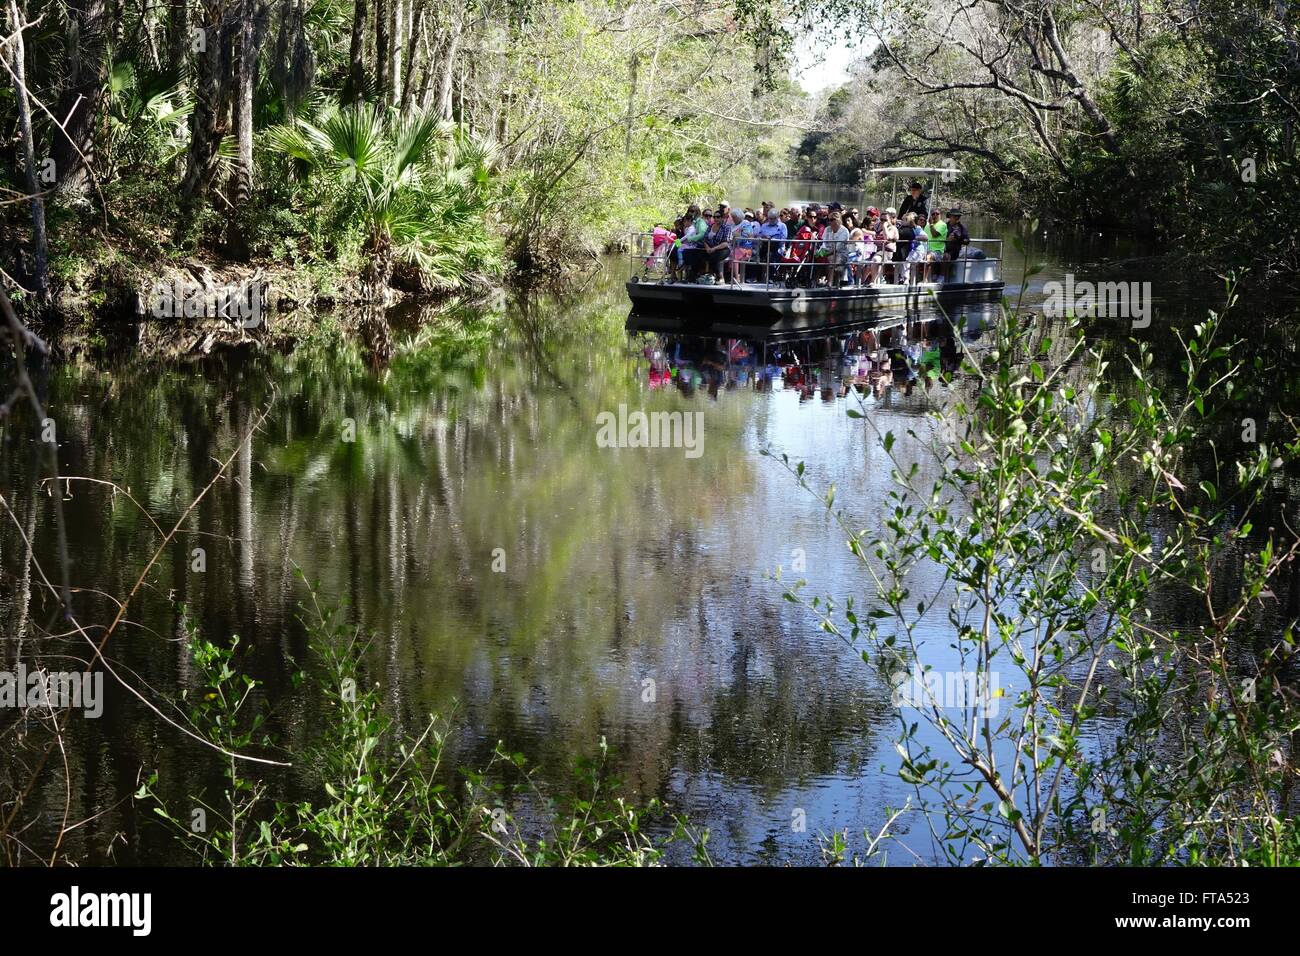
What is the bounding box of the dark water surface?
[3,180,1297,865]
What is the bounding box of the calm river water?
[3,179,1296,864]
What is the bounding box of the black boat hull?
[626,277,1005,333]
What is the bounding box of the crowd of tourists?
[646,183,975,287]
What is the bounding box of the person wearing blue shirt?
[757,209,786,284]
[729,210,759,283]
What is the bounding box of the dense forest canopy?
[790,0,1299,280]
[1,0,803,307]
[2,0,1297,308]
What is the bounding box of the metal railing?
[628,232,1002,291]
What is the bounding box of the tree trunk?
[344,0,367,103]
[389,0,402,106]
[374,0,389,99]
[457,55,465,127]
[1042,8,1119,152]
[624,51,638,156]
[227,0,257,259]
[497,13,517,142]
[436,17,462,121]
[51,0,109,198]
[361,230,394,301]
[415,19,435,109]
[139,0,163,68]
[6,0,49,302]
[166,0,188,70]
[399,0,425,111]
[178,0,229,239]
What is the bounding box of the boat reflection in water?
[628,302,999,404]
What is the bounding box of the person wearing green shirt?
[677,204,708,281]
[923,209,947,282]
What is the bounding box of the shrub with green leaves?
[780,281,1300,865]
[266,106,504,297]
[140,574,705,867]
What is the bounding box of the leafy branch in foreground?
[773,284,1300,865]
[138,573,707,866]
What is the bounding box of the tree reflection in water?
[1,283,902,865]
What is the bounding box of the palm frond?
[322,107,387,181]
[391,111,449,182]
[264,100,505,287]
[265,118,331,166]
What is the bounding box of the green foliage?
[104,62,194,172]
[11,0,801,303]
[779,277,1300,865]
[1071,2,1300,276]
[136,612,284,865]
[139,575,707,866]
[788,0,1299,280]
[266,105,504,291]
[469,2,800,270]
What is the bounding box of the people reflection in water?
[641,316,965,409]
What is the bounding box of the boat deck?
[627,274,1004,332]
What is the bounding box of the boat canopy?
[867,166,961,214]
[869,166,962,177]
